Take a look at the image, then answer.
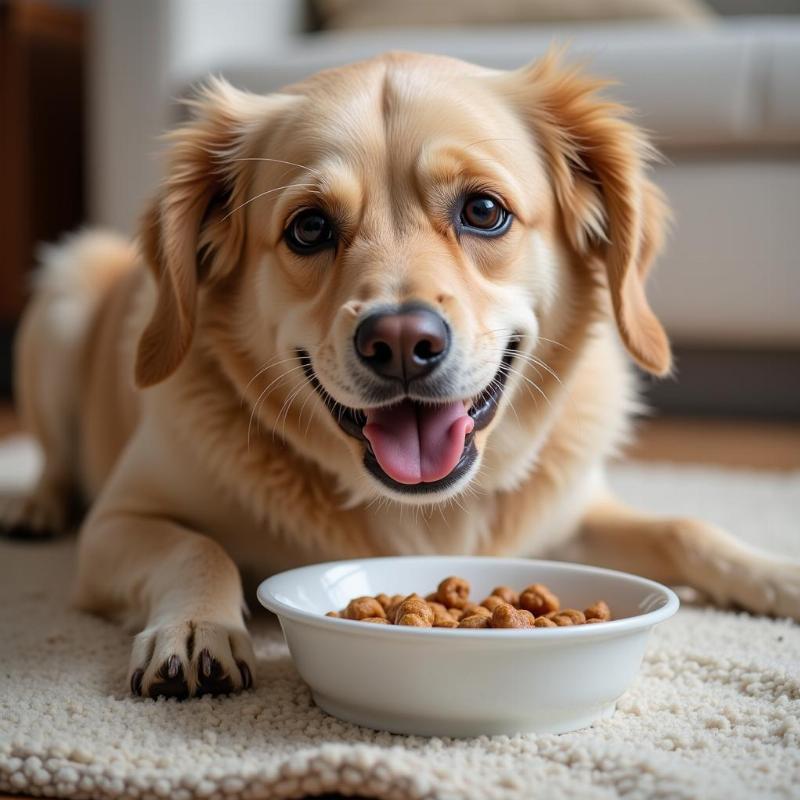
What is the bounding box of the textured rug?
[1,435,799,800]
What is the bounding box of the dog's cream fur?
[5,52,799,698]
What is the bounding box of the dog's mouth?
[299,339,519,495]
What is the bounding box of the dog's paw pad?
[1,522,56,541]
[147,655,190,700]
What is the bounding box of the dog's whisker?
[478,358,551,410]
[493,348,563,386]
[536,335,571,351]
[482,341,563,387]
[463,136,519,151]
[283,385,310,440]
[528,355,562,385]
[273,383,308,444]
[299,387,318,439]
[244,355,304,395]
[247,363,307,450]
[226,157,322,176]
[222,183,321,221]
[471,327,570,354]
[507,368,552,409]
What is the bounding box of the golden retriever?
[4,51,798,699]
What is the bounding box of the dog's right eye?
[284,209,336,254]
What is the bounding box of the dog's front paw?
[725,561,800,620]
[0,480,73,539]
[129,620,255,699]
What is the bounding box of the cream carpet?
[1,435,799,800]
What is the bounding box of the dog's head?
[135,51,670,504]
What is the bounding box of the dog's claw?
[200,648,212,678]
[130,668,144,696]
[237,659,252,690]
[197,649,233,696]
[167,654,181,679]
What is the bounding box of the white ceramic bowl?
[257,556,679,737]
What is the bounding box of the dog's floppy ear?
[135,79,292,388]
[506,52,672,376]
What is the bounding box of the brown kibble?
[429,601,458,627]
[397,613,430,627]
[375,593,392,611]
[490,586,520,607]
[385,594,406,622]
[436,576,470,609]
[518,609,535,625]
[554,608,585,625]
[344,596,386,621]
[492,603,533,628]
[549,612,576,626]
[458,614,491,629]
[519,584,560,616]
[585,601,611,621]
[480,595,507,612]
[329,577,610,631]
[393,594,434,626]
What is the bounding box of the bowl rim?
[256,555,680,641]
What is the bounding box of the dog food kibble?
[585,600,611,621]
[480,595,508,613]
[491,586,520,606]
[491,603,533,628]
[429,601,459,628]
[519,584,560,616]
[375,593,393,611]
[436,576,471,609]
[344,596,386,620]
[394,594,435,627]
[548,609,586,626]
[329,577,613,630]
[459,613,492,628]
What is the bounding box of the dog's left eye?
[284,209,336,254]
[460,195,510,235]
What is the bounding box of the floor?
[1,405,798,800]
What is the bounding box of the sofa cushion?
[217,18,800,148]
[313,0,716,29]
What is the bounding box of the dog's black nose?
[355,306,450,382]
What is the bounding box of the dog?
[3,51,798,699]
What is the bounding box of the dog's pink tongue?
[363,400,474,485]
